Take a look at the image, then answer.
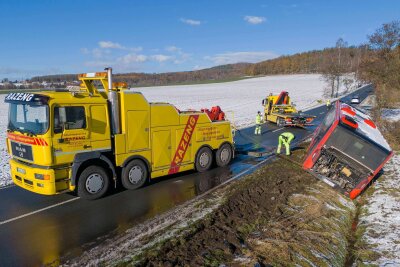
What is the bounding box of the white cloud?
[205,51,278,65]
[118,54,148,64]
[98,41,124,49]
[244,16,266,25]
[151,54,172,62]
[193,65,205,71]
[165,46,181,52]
[180,18,201,26]
[80,48,90,54]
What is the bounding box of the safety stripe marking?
[168,115,199,175]
[272,127,284,133]
[0,197,80,226]
[7,133,49,147]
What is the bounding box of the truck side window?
[54,106,86,133]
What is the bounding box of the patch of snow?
[359,154,400,265]
[382,108,400,122]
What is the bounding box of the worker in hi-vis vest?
[326,99,331,109]
[255,111,263,135]
[277,132,295,155]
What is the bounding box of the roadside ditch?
[80,144,358,267]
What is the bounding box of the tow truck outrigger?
[5,68,234,200]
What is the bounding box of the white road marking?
[319,112,324,114]
[0,184,15,190]
[272,128,284,132]
[0,197,80,226]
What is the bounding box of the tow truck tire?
[121,159,148,190]
[77,165,110,200]
[277,118,285,127]
[216,143,233,167]
[195,147,213,172]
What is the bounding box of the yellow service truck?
[262,91,316,127]
[5,68,234,200]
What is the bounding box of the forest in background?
[24,46,369,89]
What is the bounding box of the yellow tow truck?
[262,91,316,127]
[5,68,234,200]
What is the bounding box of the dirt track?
[136,147,355,266]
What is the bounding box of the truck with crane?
[5,68,234,200]
[262,91,316,127]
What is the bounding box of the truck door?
[89,105,111,150]
[52,105,91,165]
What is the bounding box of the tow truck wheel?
[216,143,233,167]
[195,147,213,172]
[122,159,148,190]
[77,165,110,200]
[277,118,285,127]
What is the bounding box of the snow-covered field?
[0,74,329,187]
[359,154,400,266]
[136,74,328,128]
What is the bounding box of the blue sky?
[0,0,399,79]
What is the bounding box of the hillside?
[29,46,368,88]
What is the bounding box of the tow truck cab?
[303,101,393,199]
[5,91,111,195]
[5,68,234,200]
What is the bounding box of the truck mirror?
[261,99,266,106]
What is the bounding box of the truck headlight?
[17,167,26,174]
[34,173,50,180]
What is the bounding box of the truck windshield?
[8,103,49,135]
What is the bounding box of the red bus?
[303,101,393,199]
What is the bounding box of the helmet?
[257,111,261,114]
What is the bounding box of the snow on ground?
[0,74,331,188]
[381,108,400,121]
[136,74,328,129]
[359,153,400,266]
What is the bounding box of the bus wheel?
[216,143,233,167]
[122,159,148,190]
[195,147,213,172]
[77,165,110,200]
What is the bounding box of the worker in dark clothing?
[255,111,263,135]
[277,132,295,155]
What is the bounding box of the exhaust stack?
[105,67,121,135]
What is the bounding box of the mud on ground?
[133,146,355,267]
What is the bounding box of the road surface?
[0,85,372,266]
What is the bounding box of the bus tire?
[216,143,233,167]
[77,165,110,200]
[195,147,213,172]
[121,159,148,190]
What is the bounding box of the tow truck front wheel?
[195,147,213,172]
[77,165,110,200]
[277,118,285,127]
[216,143,233,167]
[122,160,148,190]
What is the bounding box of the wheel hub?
[129,166,143,184]
[220,148,230,163]
[85,173,104,194]
[199,152,210,167]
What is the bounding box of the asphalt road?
[0,85,372,266]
